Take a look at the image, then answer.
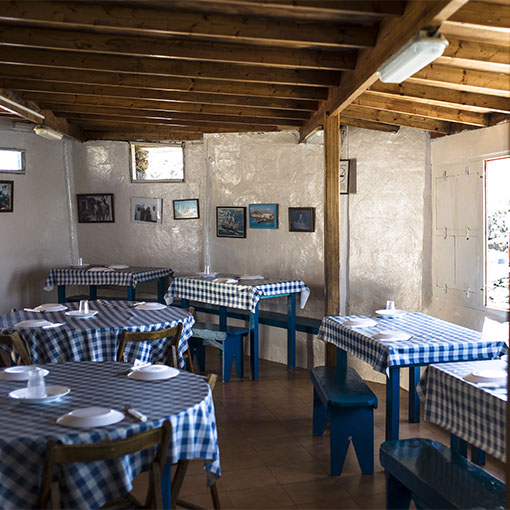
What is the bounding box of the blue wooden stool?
[311,365,378,476]
[189,322,248,382]
[380,438,504,509]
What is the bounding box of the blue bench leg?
[386,367,400,440]
[408,366,420,423]
[234,335,244,379]
[312,388,329,436]
[189,339,206,372]
[58,285,66,304]
[287,293,296,371]
[249,307,259,380]
[128,286,136,301]
[329,407,351,476]
[157,276,165,303]
[89,285,97,300]
[386,472,412,510]
[471,445,486,465]
[223,335,235,383]
[451,434,468,457]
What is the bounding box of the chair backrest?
[39,420,172,509]
[0,332,32,366]
[117,324,193,371]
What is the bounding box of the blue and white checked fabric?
[417,360,506,462]
[318,313,507,373]
[44,266,173,291]
[0,361,220,509]
[0,301,194,367]
[165,276,308,313]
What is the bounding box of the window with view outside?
[485,156,509,310]
[130,144,184,182]
[0,148,25,173]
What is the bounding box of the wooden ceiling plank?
[339,115,400,132]
[369,81,510,114]
[354,92,489,126]
[300,0,470,140]
[0,1,377,49]
[447,1,510,30]
[0,47,340,87]
[84,130,204,142]
[0,25,357,71]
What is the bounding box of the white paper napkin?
[43,323,66,329]
[87,267,114,272]
[300,287,311,309]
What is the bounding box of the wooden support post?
[324,113,341,366]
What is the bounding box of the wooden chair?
[39,420,172,509]
[0,332,32,367]
[117,324,193,372]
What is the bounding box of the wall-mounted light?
[33,125,64,140]
[377,31,448,83]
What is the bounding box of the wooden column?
[324,113,341,366]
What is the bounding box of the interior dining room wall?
[0,120,75,313]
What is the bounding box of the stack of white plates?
[35,303,68,312]
[57,407,124,428]
[128,365,179,381]
[214,277,238,284]
[0,366,49,381]
[373,330,412,341]
[375,309,406,318]
[9,386,70,404]
[344,318,378,328]
[240,275,264,280]
[463,369,507,384]
[108,264,129,269]
[65,310,99,320]
[134,302,166,311]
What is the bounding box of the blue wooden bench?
[311,365,378,476]
[380,438,505,509]
[188,322,249,382]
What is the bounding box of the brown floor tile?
[227,484,296,509]
[268,460,329,485]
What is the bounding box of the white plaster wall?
[73,141,206,284]
[204,131,326,368]
[0,121,74,312]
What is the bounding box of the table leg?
[287,293,296,371]
[250,306,259,380]
[450,434,468,457]
[157,277,165,303]
[219,306,227,328]
[89,285,97,301]
[181,298,189,310]
[128,286,136,301]
[408,366,420,423]
[386,367,400,441]
[162,462,171,509]
[336,347,347,373]
[57,285,66,304]
[471,446,486,465]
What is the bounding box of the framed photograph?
[0,180,13,212]
[77,194,114,223]
[216,206,246,238]
[288,207,315,232]
[249,203,278,229]
[340,159,351,194]
[173,198,199,220]
[131,197,163,224]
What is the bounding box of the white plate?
[214,277,238,284]
[0,366,49,381]
[375,309,407,318]
[37,303,68,312]
[373,330,412,341]
[197,272,217,278]
[239,275,264,280]
[464,369,508,384]
[134,302,166,311]
[108,264,129,269]
[9,385,70,404]
[57,407,124,428]
[344,318,378,328]
[128,365,179,381]
[65,310,99,319]
[14,320,53,328]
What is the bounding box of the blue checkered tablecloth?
[0,361,220,509]
[0,301,194,367]
[44,266,173,291]
[417,360,506,462]
[165,276,309,313]
[317,313,507,373]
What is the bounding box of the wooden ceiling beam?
[354,92,489,126]
[446,1,510,30]
[369,81,510,114]
[300,0,470,141]
[0,1,377,49]
[84,130,204,142]
[0,47,340,87]
[340,115,400,132]
[0,25,357,71]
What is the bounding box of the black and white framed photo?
[340,159,351,194]
[77,194,114,223]
[131,197,163,224]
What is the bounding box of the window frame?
[0,147,26,174]
[129,142,185,183]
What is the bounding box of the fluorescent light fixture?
[377,31,448,83]
[33,125,64,140]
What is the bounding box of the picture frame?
[248,203,278,229]
[288,207,315,232]
[173,198,200,220]
[216,206,246,238]
[340,159,351,194]
[0,180,13,212]
[131,197,163,224]
[77,193,114,223]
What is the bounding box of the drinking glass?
[386,300,395,310]
[26,369,47,398]
[79,300,89,314]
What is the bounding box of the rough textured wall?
[0,122,74,312]
[73,141,205,275]
[204,131,325,367]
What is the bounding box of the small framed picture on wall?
[216,206,246,238]
[0,180,13,212]
[340,159,351,194]
[248,203,278,229]
[288,207,315,232]
[131,197,163,224]
[77,194,114,223]
[173,199,199,220]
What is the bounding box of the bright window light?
[0,148,25,173]
[130,144,184,182]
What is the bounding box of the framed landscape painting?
[288,207,315,232]
[216,206,246,238]
[173,199,199,220]
[249,203,278,229]
[77,194,114,223]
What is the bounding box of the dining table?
[0,361,220,509]
[165,274,310,379]
[317,312,507,440]
[417,359,506,463]
[0,300,194,367]
[44,265,174,304]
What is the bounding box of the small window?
[484,156,509,310]
[130,143,184,182]
[0,148,25,174]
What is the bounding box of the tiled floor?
[133,351,505,509]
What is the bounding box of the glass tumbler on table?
[26,369,47,398]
